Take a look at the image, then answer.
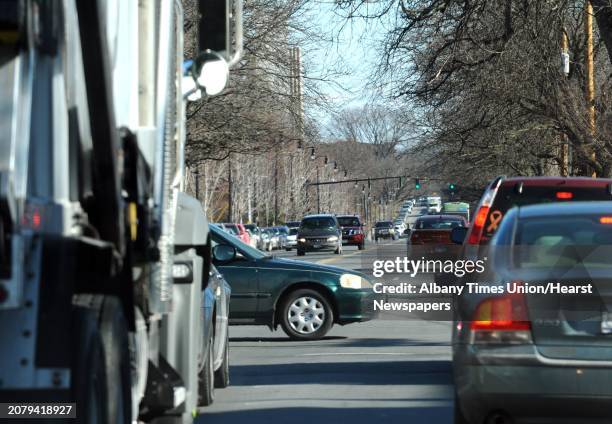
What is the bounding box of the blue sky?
[303,1,392,129]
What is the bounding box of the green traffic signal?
[415,178,421,190]
[448,183,456,190]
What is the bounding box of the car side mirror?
[213,244,237,262]
[451,226,468,245]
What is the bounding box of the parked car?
[374,221,397,241]
[337,214,366,250]
[272,226,290,250]
[244,223,262,249]
[286,227,298,250]
[263,227,280,250]
[222,223,251,245]
[210,225,374,340]
[453,201,612,424]
[297,214,343,256]
[199,264,232,405]
[259,229,273,251]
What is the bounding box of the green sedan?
[209,224,374,340]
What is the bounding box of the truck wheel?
[198,336,215,406]
[214,332,230,388]
[358,242,365,251]
[71,303,108,424]
[98,296,132,424]
[279,289,333,340]
[74,295,132,424]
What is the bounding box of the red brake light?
[600,217,612,224]
[467,206,490,244]
[556,191,573,199]
[471,283,531,336]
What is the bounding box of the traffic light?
[415,178,421,190]
[448,183,456,191]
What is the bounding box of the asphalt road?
[196,220,455,424]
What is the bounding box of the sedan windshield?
[301,218,336,230]
[375,222,393,228]
[337,217,360,227]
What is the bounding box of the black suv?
[297,214,342,256]
[374,221,397,242]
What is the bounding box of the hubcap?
[288,296,325,334]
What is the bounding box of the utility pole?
[561,29,570,176]
[316,166,321,214]
[227,154,233,222]
[194,167,200,201]
[585,0,597,177]
[274,152,279,225]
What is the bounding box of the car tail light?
[467,205,490,245]
[556,191,573,199]
[600,217,612,224]
[465,179,501,245]
[410,232,422,244]
[470,284,532,344]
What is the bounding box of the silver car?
[199,263,232,406]
[453,201,612,424]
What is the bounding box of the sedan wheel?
[280,289,333,340]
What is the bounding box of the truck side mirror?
[192,50,229,96]
[451,226,468,245]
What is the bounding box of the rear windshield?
[483,186,612,242]
[515,216,612,268]
[289,228,298,235]
[375,222,393,228]
[301,217,337,230]
[337,217,361,227]
[415,218,464,230]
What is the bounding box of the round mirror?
[192,50,230,97]
[213,244,236,262]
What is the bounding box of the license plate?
[313,244,321,249]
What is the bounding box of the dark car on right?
[460,176,612,249]
[296,214,342,256]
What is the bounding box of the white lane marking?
[300,352,411,356]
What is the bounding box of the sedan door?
[214,255,260,323]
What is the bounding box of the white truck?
[427,196,442,214]
[0,0,241,422]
